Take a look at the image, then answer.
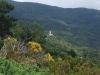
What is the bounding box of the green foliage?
[0,56,54,75]
[0,1,100,75]
[0,0,14,13]
[10,22,46,44]
[8,0,100,50]
[44,56,100,75]
[68,50,77,57]
[0,0,16,37]
[43,36,82,59]
[81,47,100,63]
[0,39,4,49]
[0,28,100,75]
[43,36,100,63]
[32,22,46,44]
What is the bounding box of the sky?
[13,0,100,10]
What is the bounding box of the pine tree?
[0,0,16,37]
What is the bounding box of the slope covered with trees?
[6,0,100,50]
[0,1,100,75]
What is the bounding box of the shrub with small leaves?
[0,56,54,75]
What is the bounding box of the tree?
[0,0,16,37]
[10,22,46,44]
[68,49,77,57]
[32,22,46,44]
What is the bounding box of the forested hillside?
[7,0,100,50]
[0,0,100,75]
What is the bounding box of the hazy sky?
[13,0,100,10]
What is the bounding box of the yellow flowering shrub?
[27,41,42,53]
[0,37,21,61]
[4,36,17,43]
[3,36,17,50]
[45,53,54,61]
[57,57,62,61]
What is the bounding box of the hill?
[1,1,100,75]
[7,0,100,50]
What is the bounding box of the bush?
[0,56,55,75]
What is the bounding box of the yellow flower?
[45,53,54,61]
[4,37,17,43]
[4,37,10,42]
[12,38,17,43]
[27,41,42,53]
[34,49,39,53]
[57,57,62,61]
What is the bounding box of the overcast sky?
[13,0,100,10]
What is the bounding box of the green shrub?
[0,56,54,75]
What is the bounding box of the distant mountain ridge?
[7,0,100,50]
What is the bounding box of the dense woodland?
[0,0,100,75]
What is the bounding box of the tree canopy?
[0,0,16,37]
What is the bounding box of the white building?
[49,31,53,36]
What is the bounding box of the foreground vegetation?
[0,36,100,75]
[0,0,100,75]
[0,56,54,75]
